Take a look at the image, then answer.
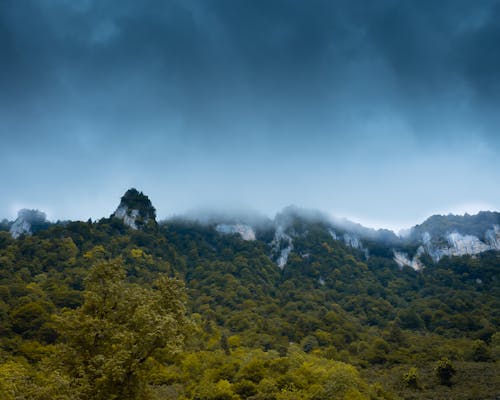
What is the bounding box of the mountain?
[208,205,500,271]
[0,189,499,399]
[5,192,500,270]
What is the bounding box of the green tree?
[220,332,231,356]
[471,339,491,362]
[402,367,419,388]
[0,360,31,400]
[51,258,190,400]
[434,357,456,386]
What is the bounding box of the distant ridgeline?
[0,189,499,399]
[2,190,500,270]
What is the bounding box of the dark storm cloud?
[1,0,500,226]
[2,0,500,148]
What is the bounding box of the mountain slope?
[0,190,499,399]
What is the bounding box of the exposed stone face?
[422,228,500,261]
[113,205,128,220]
[393,224,500,268]
[112,189,156,230]
[215,224,256,241]
[114,205,141,229]
[442,232,491,257]
[113,206,144,230]
[342,232,369,258]
[343,233,361,249]
[393,247,425,270]
[269,208,376,268]
[10,219,32,239]
[485,225,500,248]
[10,209,48,239]
[271,226,293,269]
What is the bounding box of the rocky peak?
[10,209,49,239]
[112,188,156,230]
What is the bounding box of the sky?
[1,0,500,231]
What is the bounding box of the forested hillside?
[0,192,499,399]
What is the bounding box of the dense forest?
[0,191,498,399]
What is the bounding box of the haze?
[1,0,500,232]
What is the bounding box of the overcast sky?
[1,0,500,231]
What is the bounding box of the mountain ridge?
[0,189,498,399]
[3,189,500,271]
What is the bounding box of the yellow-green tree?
[51,258,190,400]
[435,357,456,386]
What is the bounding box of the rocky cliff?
[112,188,156,229]
[9,209,49,239]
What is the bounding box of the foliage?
[471,340,491,362]
[0,210,498,398]
[434,357,456,386]
[52,258,190,399]
[402,367,419,388]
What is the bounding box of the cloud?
[2,0,500,148]
[1,0,500,223]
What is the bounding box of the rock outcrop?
[424,227,500,261]
[271,227,293,269]
[10,209,49,239]
[393,224,500,269]
[112,188,156,230]
[393,247,425,270]
[215,224,256,241]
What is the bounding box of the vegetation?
[0,206,498,399]
[434,357,456,386]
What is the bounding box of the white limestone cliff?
[393,246,425,270]
[9,209,48,239]
[114,205,141,230]
[393,225,500,268]
[271,226,293,269]
[215,224,256,241]
[10,219,32,239]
